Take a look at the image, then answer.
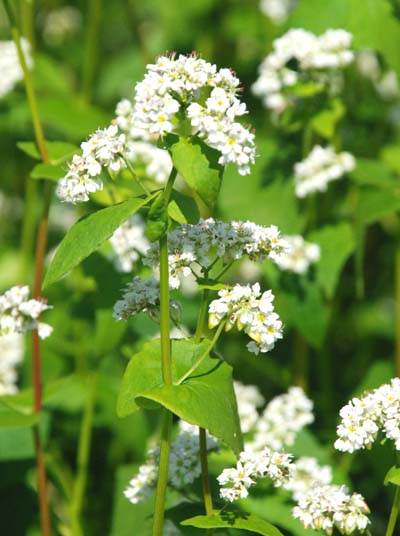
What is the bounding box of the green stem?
[19,0,34,47]
[395,246,400,377]
[385,486,400,536]
[152,410,173,536]
[177,321,226,385]
[152,167,177,536]
[122,156,151,196]
[195,285,214,519]
[70,374,97,536]
[213,261,234,281]
[199,427,213,516]
[81,0,102,103]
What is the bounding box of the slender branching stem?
[152,167,177,536]
[177,321,226,385]
[3,3,52,534]
[385,486,400,536]
[81,0,102,103]
[122,156,151,195]
[70,374,98,536]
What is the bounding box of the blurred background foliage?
[2,0,400,534]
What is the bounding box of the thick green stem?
[152,410,173,536]
[385,487,400,536]
[199,427,213,515]
[395,247,400,376]
[81,0,102,103]
[3,4,52,535]
[194,286,214,519]
[152,167,177,536]
[70,374,97,536]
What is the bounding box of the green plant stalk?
[81,0,102,103]
[385,486,400,536]
[195,284,214,518]
[70,374,98,536]
[152,167,177,536]
[3,4,53,535]
[19,0,35,48]
[395,247,400,376]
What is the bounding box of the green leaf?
[309,223,355,299]
[17,141,78,164]
[276,283,329,349]
[117,338,243,454]
[355,185,400,226]
[168,190,200,224]
[349,158,399,187]
[181,512,283,536]
[289,0,400,82]
[30,162,66,181]
[311,98,345,139]
[0,402,39,429]
[43,195,154,289]
[145,192,169,242]
[171,137,224,209]
[384,465,400,486]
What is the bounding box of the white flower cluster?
[356,50,400,101]
[218,447,294,502]
[234,381,265,433]
[208,283,283,355]
[259,0,295,24]
[144,219,288,289]
[251,386,314,450]
[130,53,256,175]
[113,276,160,321]
[335,377,400,452]
[275,235,320,274]
[116,99,173,184]
[109,215,150,272]
[0,333,24,395]
[0,286,52,339]
[113,276,180,322]
[43,6,82,45]
[252,29,354,113]
[57,124,126,203]
[294,145,355,198]
[293,484,370,535]
[0,38,32,99]
[284,456,333,501]
[124,421,218,504]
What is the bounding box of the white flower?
[294,145,355,198]
[124,421,218,504]
[0,286,52,339]
[335,377,400,452]
[252,29,354,113]
[0,38,32,99]
[292,484,370,535]
[275,235,320,274]
[43,6,82,45]
[218,447,294,502]
[234,381,265,433]
[124,53,256,175]
[284,456,333,501]
[57,125,126,204]
[208,283,283,355]
[259,0,295,24]
[0,333,24,395]
[250,387,314,451]
[113,276,180,322]
[144,219,288,289]
[109,214,150,272]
